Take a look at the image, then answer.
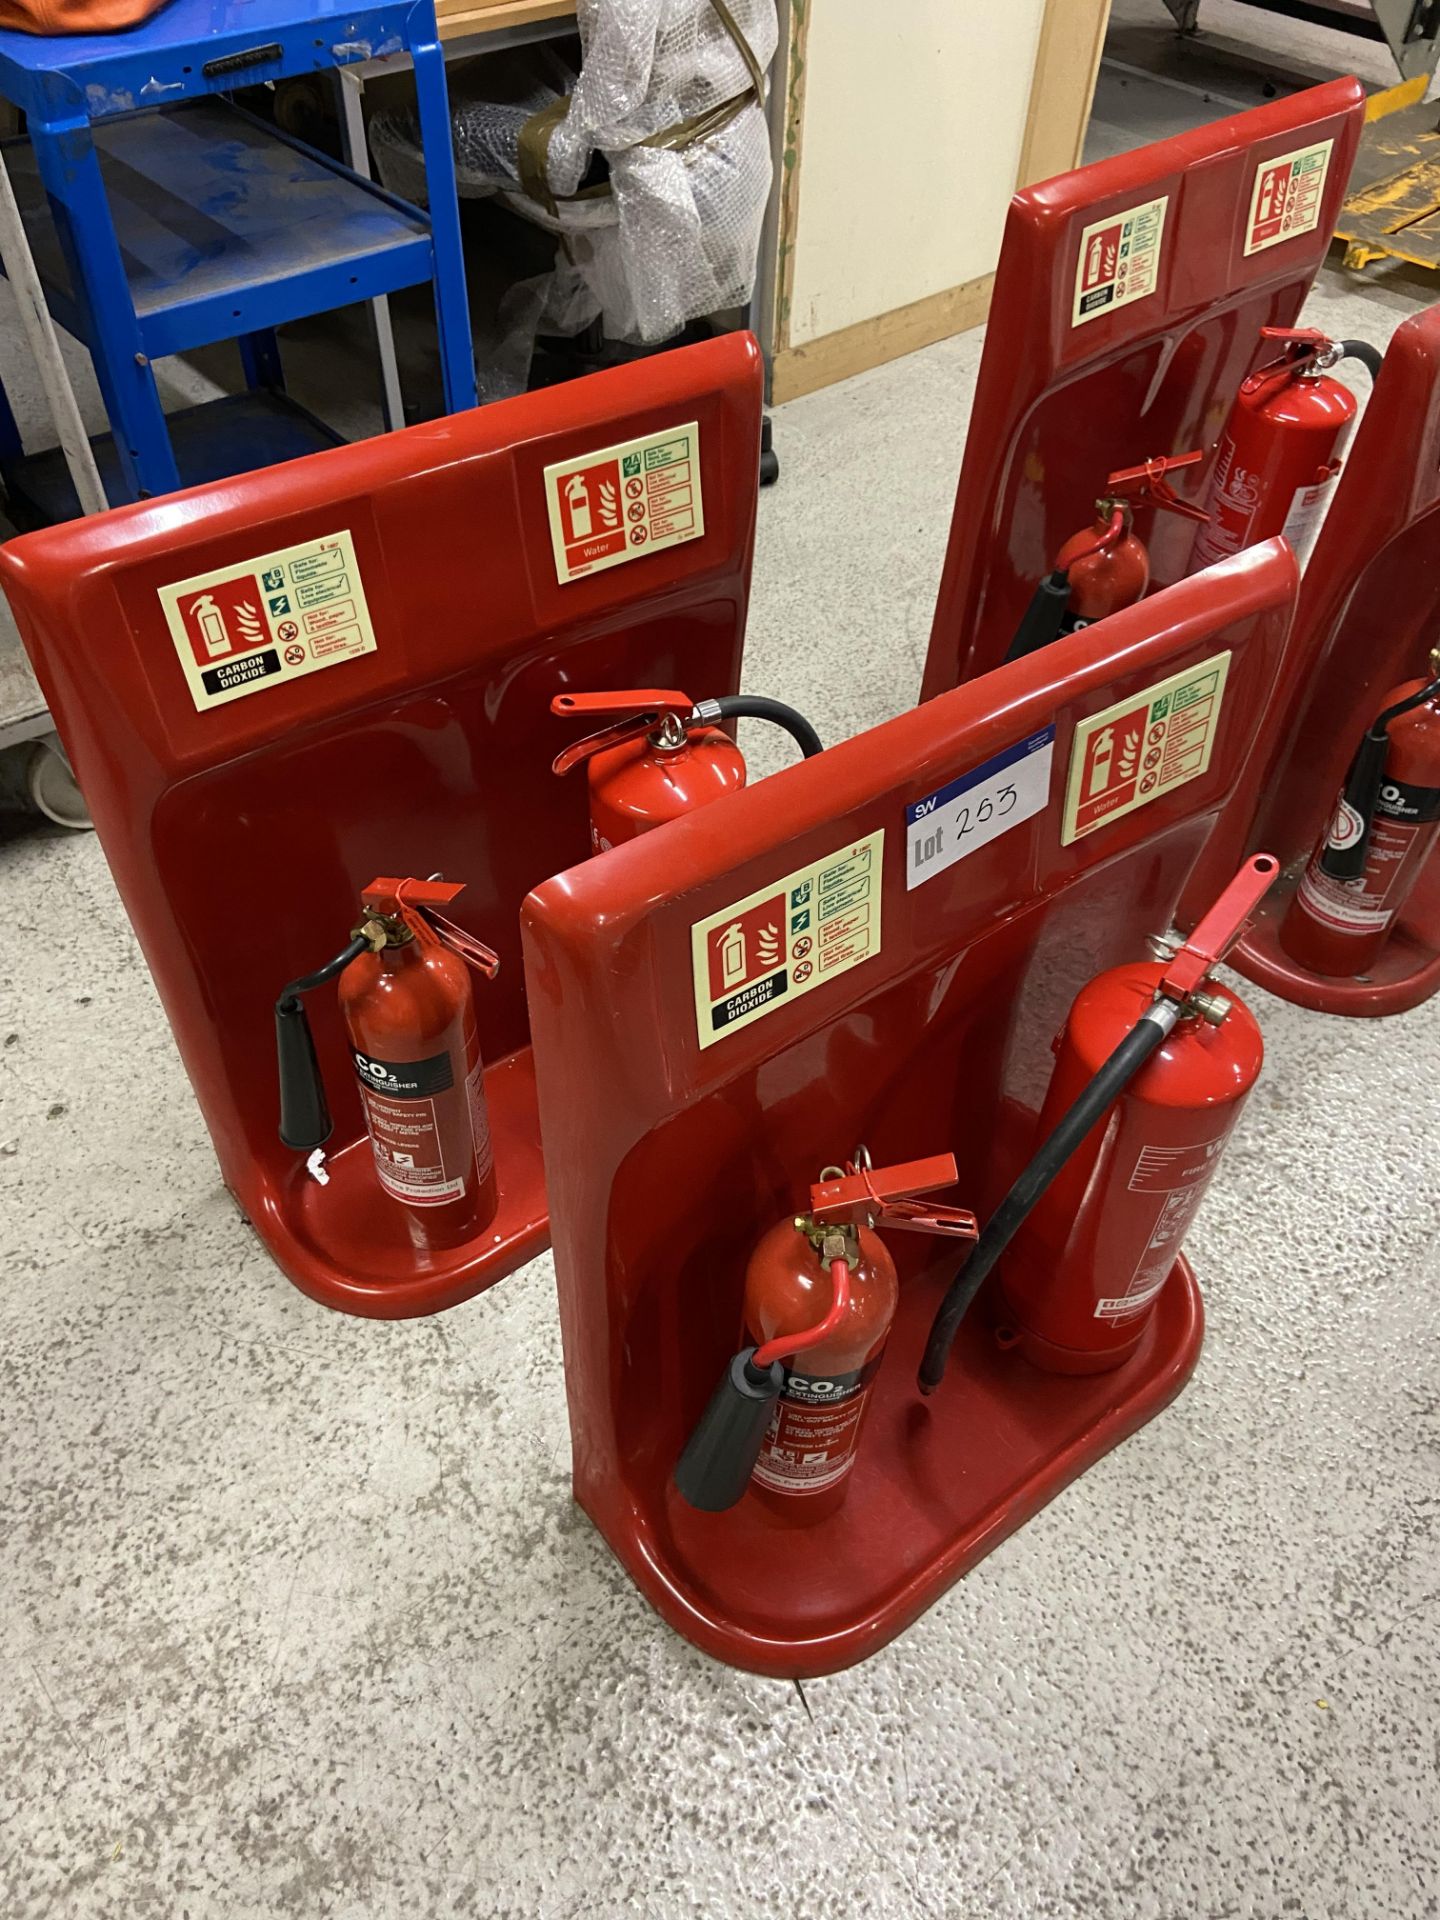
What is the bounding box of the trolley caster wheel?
[0,733,91,830]
[759,415,779,487]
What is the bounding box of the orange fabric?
[0,0,170,32]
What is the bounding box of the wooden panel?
[1016,0,1110,189]
[771,271,994,403]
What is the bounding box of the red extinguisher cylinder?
[1053,508,1150,631]
[584,722,745,849]
[1281,668,1440,978]
[742,1218,898,1518]
[340,932,498,1249]
[1188,330,1359,574]
[1000,960,1264,1374]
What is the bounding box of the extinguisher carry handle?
[550,689,698,775]
[1160,852,1280,1002]
[1103,451,1209,525]
[809,1154,977,1238]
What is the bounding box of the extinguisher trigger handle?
[809,1153,975,1237]
[1104,451,1209,525]
[550,690,699,776]
[1160,853,1281,1001]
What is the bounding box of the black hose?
[702,694,823,760]
[917,1000,1179,1394]
[275,932,372,1150]
[277,934,370,1013]
[1338,339,1383,382]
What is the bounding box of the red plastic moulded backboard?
[920,78,1363,699]
[0,336,763,1317]
[1180,303,1440,1015]
[522,540,1298,1678]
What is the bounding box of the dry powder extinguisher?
[1186,328,1380,575]
[919,855,1278,1386]
[1007,451,1209,661]
[552,688,822,851]
[276,877,500,1248]
[674,1154,976,1513]
[1280,652,1440,978]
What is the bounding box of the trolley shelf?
[3,99,433,358]
[1,390,343,530]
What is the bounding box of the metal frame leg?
[335,67,406,432]
[0,139,107,512]
[238,329,285,391]
[411,36,478,415]
[31,114,179,501]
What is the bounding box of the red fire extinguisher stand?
[522,540,1298,1678]
[920,77,1362,699]
[1178,303,1440,1016]
[0,336,765,1316]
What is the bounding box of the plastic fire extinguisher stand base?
[631,1251,1203,1680]
[1226,881,1440,1019]
[270,1045,549,1318]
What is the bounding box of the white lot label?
[691,830,884,1049]
[1072,195,1167,326]
[1243,139,1332,255]
[906,727,1055,890]
[1062,652,1231,845]
[159,529,377,712]
[545,421,704,584]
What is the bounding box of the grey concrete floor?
[4,215,1440,1920]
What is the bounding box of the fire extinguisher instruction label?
[1062,651,1232,845]
[158,529,378,712]
[906,727,1055,890]
[353,1048,468,1205]
[1072,195,1167,326]
[753,1360,878,1495]
[544,422,704,585]
[1095,1134,1229,1320]
[1244,139,1333,255]
[690,829,884,1049]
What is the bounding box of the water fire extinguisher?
[919,854,1278,1385]
[673,1153,977,1513]
[1280,651,1440,978]
[275,877,501,1248]
[1006,451,1209,661]
[551,688,823,851]
[1186,328,1381,576]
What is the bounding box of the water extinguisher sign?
[1243,139,1333,255]
[1062,651,1232,846]
[158,530,378,713]
[690,830,885,1048]
[544,422,705,585]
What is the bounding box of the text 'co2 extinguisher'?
[919,855,1279,1388]
[275,878,501,1249]
[673,1155,977,1514]
[1281,649,1440,979]
[551,688,823,851]
[1186,328,1380,576]
[1007,452,1210,662]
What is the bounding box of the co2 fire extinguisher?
[674,1154,976,1513]
[919,855,1278,1385]
[275,877,500,1248]
[551,688,823,851]
[1186,328,1380,575]
[1007,451,1209,661]
[1280,652,1440,978]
